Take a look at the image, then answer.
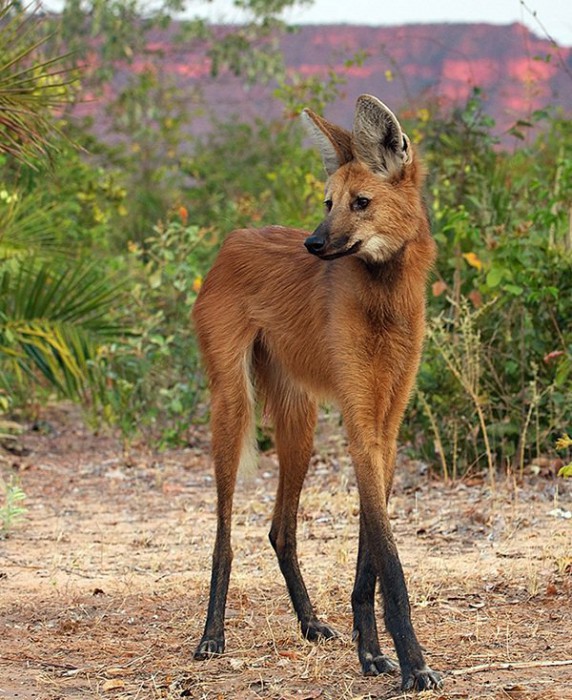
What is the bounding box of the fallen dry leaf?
[101,679,125,692]
[432,279,448,297]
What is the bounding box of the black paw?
[360,651,399,676]
[193,636,225,660]
[301,619,338,642]
[401,666,443,691]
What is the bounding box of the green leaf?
[503,283,524,296]
[486,267,504,288]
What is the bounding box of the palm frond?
[0,259,126,401]
[1,260,125,333]
[1,318,94,398]
[0,194,61,260]
[0,2,75,166]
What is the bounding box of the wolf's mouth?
[319,240,362,260]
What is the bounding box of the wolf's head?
[302,95,426,264]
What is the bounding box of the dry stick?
[450,658,572,676]
[519,0,572,82]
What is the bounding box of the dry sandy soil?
[1,406,571,700]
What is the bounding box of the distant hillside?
[79,22,572,140]
[278,23,572,131]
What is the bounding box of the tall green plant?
[0,475,26,538]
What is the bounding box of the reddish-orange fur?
[192,95,442,691]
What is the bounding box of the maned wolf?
[192,95,442,691]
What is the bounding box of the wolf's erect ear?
[352,94,412,178]
[301,108,353,176]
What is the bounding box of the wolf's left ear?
[352,95,412,178]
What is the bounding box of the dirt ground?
[1,406,571,700]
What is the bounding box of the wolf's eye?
[324,199,333,212]
[354,196,370,211]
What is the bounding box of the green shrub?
[406,92,572,476]
[96,213,210,445]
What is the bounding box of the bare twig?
[519,0,572,81]
[450,658,572,676]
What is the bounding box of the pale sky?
[41,0,572,46]
[294,0,571,45]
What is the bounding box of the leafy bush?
[185,117,323,234]
[95,212,211,445]
[406,92,572,476]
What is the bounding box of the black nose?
[304,235,326,255]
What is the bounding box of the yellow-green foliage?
[556,434,572,477]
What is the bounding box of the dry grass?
[1,406,571,699]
